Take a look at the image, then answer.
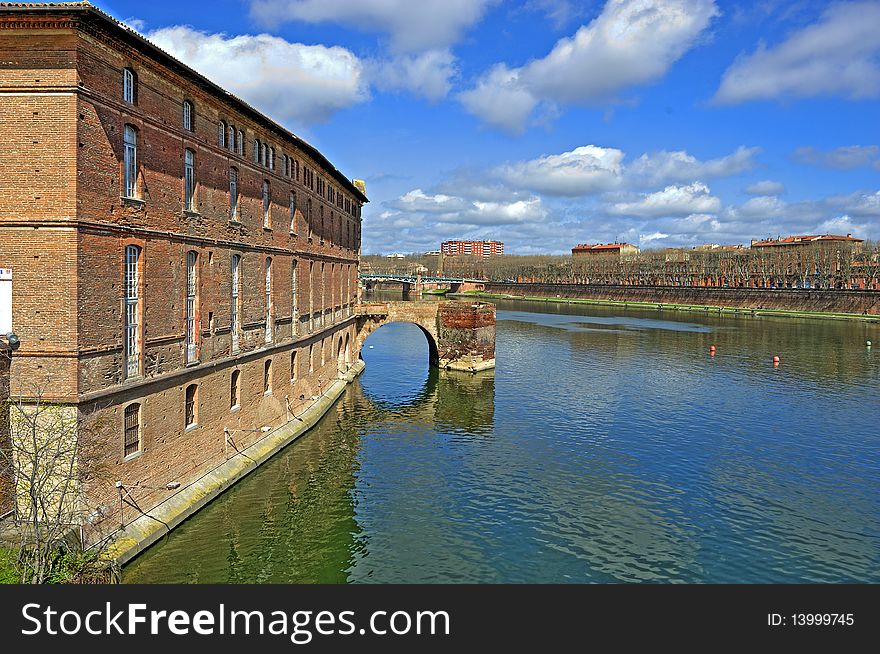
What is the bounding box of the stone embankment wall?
[484,283,880,315]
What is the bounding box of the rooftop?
[0,2,368,203]
[751,234,863,247]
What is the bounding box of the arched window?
[184,149,196,211]
[237,130,245,156]
[253,139,261,162]
[228,124,235,151]
[231,254,241,353]
[290,351,297,381]
[263,180,271,228]
[230,370,240,409]
[124,244,141,378]
[291,258,298,335]
[265,257,273,343]
[229,167,238,221]
[122,67,136,104]
[289,191,297,233]
[264,359,272,394]
[123,403,141,457]
[261,142,268,167]
[269,146,275,170]
[182,100,193,131]
[123,125,138,198]
[185,250,198,363]
[218,121,227,148]
[185,384,198,428]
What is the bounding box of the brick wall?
[484,283,880,315]
[0,9,365,529]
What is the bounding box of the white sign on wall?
[0,268,11,334]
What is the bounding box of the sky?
[93,0,880,254]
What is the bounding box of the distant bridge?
[360,273,485,294]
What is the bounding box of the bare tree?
[1,373,110,584]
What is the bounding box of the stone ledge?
[104,359,365,566]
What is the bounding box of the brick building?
[0,3,366,532]
[441,240,504,256]
[571,243,640,258]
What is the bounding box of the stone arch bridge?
[355,301,496,372]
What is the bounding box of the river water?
[123,298,880,583]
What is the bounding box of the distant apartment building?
[441,240,504,256]
[0,4,366,532]
[571,243,640,258]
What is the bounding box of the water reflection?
[125,301,880,584]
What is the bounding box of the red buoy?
[773,356,780,363]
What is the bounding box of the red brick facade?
[0,5,365,524]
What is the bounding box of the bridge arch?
[354,300,495,373]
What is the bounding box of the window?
[123,125,138,199]
[124,403,141,457]
[309,344,314,373]
[185,384,198,428]
[261,142,268,168]
[231,254,241,353]
[184,149,196,211]
[290,351,297,381]
[124,245,140,378]
[269,146,275,170]
[265,257,273,343]
[182,101,193,131]
[291,259,298,336]
[308,261,314,332]
[264,359,272,394]
[289,192,297,232]
[218,121,227,148]
[263,180,271,228]
[254,139,261,162]
[230,370,240,409]
[228,124,235,151]
[229,167,238,220]
[237,130,245,156]
[307,199,313,239]
[185,251,199,364]
[122,67,136,104]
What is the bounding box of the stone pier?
[356,301,496,372]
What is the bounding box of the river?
[123,297,880,583]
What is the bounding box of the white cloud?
[493,144,756,197]
[370,50,457,101]
[714,1,880,104]
[793,145,880,170]
[461,0,719,131]
[745,180,786,196]
[249,0,498,52]
[147,27,368,126]
[609,182,722,216]
[628,146,759,185]
[495,145,625,196]
[459,64,539,134]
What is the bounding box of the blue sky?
[94,0,880,254]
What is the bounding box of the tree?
[0,371,110,584]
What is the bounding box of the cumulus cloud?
[745,180,786,196]
[249,0,498,52]
[714,1,880,104]
[459,64,539,134]
[492,144,756,196]
[369,50,457,101]
[461,0,719,132]
[494,145,625,196]
[627,146,759,185]
[608,182,722,216]
[793,145,880,170]
[388,189,546,225]
[147,26,368,126]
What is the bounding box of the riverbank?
[452,291,880,323]
[106,360,366,567]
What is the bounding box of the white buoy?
[868,340,873,347]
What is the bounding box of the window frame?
[123,125,138,199]
[122,67,136,104]
[185,250,199,364]
[123,244,141,379]
[184,148,196,212]
[185,384,198,429]
[182,100,193,131]
[123,402,141,458]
